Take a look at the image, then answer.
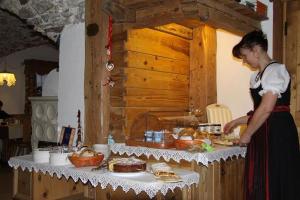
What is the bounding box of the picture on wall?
[59,126,75,147]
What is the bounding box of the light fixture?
[0,58,16,87]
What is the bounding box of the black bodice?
[250,82,291,109]
[250,62,291,109]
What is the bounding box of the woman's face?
[239,47,259,68]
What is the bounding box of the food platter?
[212,139,238,146]
[109,171,147,177]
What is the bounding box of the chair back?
[206,104,232,130]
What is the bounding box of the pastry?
[179,128,195,137]
[108,157,146,172]
[213,139,236,146]
[151,162,181,182]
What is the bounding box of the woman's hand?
[223,120,236,134]
[239,133,252,146]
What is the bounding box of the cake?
[108,157,146,172]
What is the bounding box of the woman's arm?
[239,91,278,144]
[224,115,249,134]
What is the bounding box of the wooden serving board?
[126,139,175,149]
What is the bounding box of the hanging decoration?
[76,109,83,148]
[103,15,115,87]
[105,16,114,72]
[103,77,115,87]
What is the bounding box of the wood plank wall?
[110,25,217,140]
[124,28,190,138]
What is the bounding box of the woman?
[0,100,10,120]
[224,30,300,200]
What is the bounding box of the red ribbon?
[107,16,113,60]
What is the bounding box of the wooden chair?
[206,103,232,130]
[206,103,246,136]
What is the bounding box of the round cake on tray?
[108,157,146,172]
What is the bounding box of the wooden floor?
[0,163,13,200]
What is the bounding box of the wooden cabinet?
[13,168,85,200]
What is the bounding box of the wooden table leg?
[13,169,18,198]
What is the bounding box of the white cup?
[92,144,110,160]
[32,149,50,163]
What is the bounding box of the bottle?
[108,134,115,145]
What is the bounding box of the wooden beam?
[102,0,135,23]
[153,23,193,40]
[85,0,110,145]
[129,0,260,35]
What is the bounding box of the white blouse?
[250,63,290,98]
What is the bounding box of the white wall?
[217,0,273,119]
[42,68,59,96]
[58,23,85,136]
[0,45,58,114]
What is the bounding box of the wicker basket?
[68,151,104,168]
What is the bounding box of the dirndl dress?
[244,62,300,200]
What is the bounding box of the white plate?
[109,171,147,177]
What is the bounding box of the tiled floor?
[0,163,13,200]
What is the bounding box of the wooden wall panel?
[109,26,217,139]
[125,28,190,61]
[125,68,189,90]
[125,51,189,74]
[122,28,191,137]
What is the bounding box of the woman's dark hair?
[232,30,268,58]
[0,100,2,107]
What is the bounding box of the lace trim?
[111,143,246,166]
[8,155,199,198]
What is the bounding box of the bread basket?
[174,139,203,150]
[68,148,104,167]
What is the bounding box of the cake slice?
[108,157,146,172]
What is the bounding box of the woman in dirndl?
[224,30,300,200]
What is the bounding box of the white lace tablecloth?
[111,143,247,166]
[8,155,199,198]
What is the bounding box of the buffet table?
[111,143,246,166]
[9,155,199,200]
[9,144,246,200]
[111,143,247,200]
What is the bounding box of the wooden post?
[273,0,284,63]
[85,0,110,145]
[190,25,217,118]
